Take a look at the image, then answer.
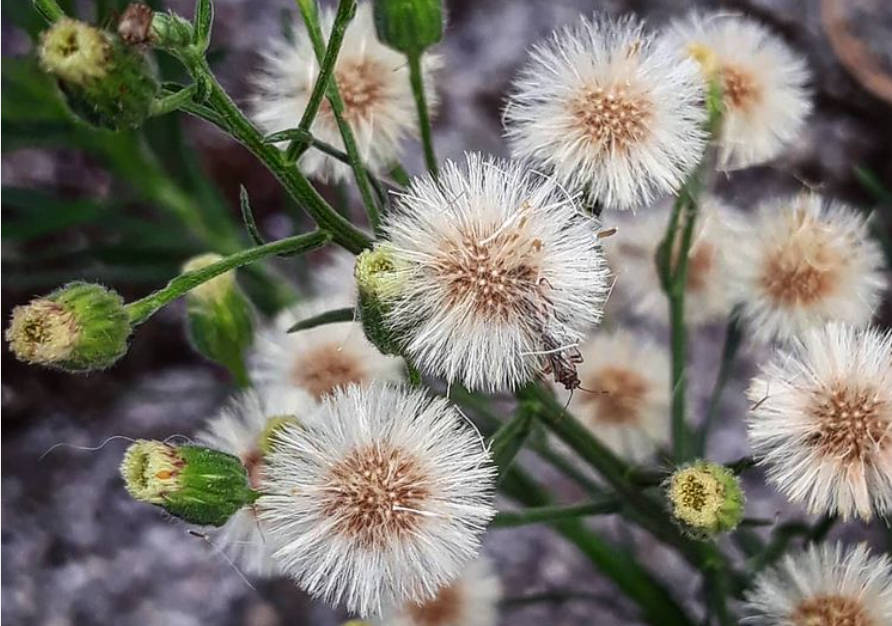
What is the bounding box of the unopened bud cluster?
[6,282,131,372]
[373,0,443,55]
[666,461,744,538]
[38,16,159,130]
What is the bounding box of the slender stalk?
[149,85,198,117]
[33,0,64,22]
[171,52,371,253]
[491,497,620,528]
[407,51,437,175]
[126,230,330,325]
[286,306,355,333]
[296,0,381,230]
[695,314,744,455]
[488,410,534,483]
[501,467,694,626]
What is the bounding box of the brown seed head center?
[569,84,652,152]
[809,384,889,463]
[792,593,873,626]
[321,444,430,547]
[291,342,366,399]
[407,583,462,626]
[318,58,387,124]
[581,366,649,425]
[433,217,545,321]
[759,220,841,308]
[721,65,761,111]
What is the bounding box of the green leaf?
[192,0,214,50]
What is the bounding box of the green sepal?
[373,0,443,55]
[52,281,132,371]
[185,288,254,385]
[356,288,403,356]
[162,445,258,527]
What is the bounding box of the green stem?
[695,314,743,455]
[168,48,370,253]
[501,467,694,626]
[491,497,620,528]
[149,85,198,118]
[33,0,64,22]
[296,0,381,231]
[126,230,330,325]
[407,51,437,175]
[488,410,533,484]
[286,307,355,332]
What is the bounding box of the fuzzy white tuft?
[380,152,610,391]
[249,298,404,399]
[669,12,811,170]
[259,383,496,617]
[556,328,670,463]
[251,2,439,182]
[604,195,743,325]
[504,14,707,211]
[374,555,502,626]
[197,386,318,577]
[747,323,892,521]
[726,193,886,344]
[744,542,892,625]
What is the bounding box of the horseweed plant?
[11,0,892,624]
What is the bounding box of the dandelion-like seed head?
[745,543,892,625]
[728,193,886,344]
[39,18,110,85]
[505,15,707,210]
[6,298,79,366]
[559,329,670,462]
[252,2,439,182]
[250,299,404,398]
[747,323,892,521]
[667,461,744,537]
[380,153,610,391]
[259,383,496,616]
[669,12,811,170]
[375,556,502,626]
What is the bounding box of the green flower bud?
[182,254,255,385]
[666,461,745,538]
[120,440,258,526]
[149,10,194,51]
[38,18,159,130]
[354,244,405,355]
[373,0,443,55]
[6,282,131,372]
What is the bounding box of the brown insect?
[118,3,155,46]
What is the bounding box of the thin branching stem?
[407,51,438,175]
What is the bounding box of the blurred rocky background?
[3,0,891,624]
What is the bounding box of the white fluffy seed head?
[747,323,892,521]
[504,14,707,211]
[251,2,439,183]
[669,12,812,170]
[744,542,892,625]
[379,152,610,392]
[727,193,887,344]
[556,328,670,463]
[258,383,497,617]
[605,194,743,325]
[196,386,318,577]
[249,298,404,400]
[374,555,502,626]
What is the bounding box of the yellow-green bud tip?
[6,298,79,366]
[39,18,110,85]
[121,440,182,504]
[182,253,234,302]
[258,415,301,455]
[667,461,744,537]
[355,244,404,300]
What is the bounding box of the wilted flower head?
[249,299,404,400]
[378,152,610,391]
[605,195,742,325]
[747,323,892,521]
[197,387,316,576]
[259,383,496,616]
[557,328,670,462]
[727,193,886,344]
[504,14,707,210]
[669,12,811,170]
[375,556,502,626]
[666,461,744,538]
[744,543,892,625]
[252,2,439,182]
